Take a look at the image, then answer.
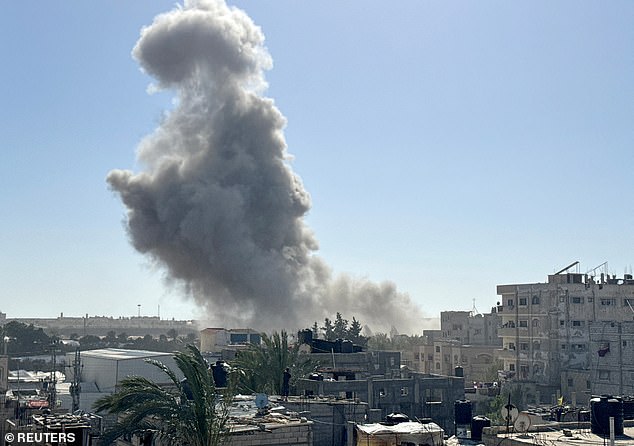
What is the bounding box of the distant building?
[4,312,198,338]
[415,310,501,384]
[200,328,261,359]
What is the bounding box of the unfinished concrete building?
[416,310,501,384]
[588,320,634,397]
[496,262,634,406]
[296,371,464,436]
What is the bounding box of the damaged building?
[496,262,634,406]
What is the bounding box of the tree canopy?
[93,345,230,446]
[233,331,315,396]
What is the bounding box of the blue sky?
[2,1,633,330]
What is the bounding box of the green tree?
[367,333,391,350]
[233,331,315,395]
[167,328,179,341]
[347,317,366,346]
[312,321,320,339]
[322,318,335,341]
[333,312,348,339]
[93,345,231,446]
[2,321,51,355]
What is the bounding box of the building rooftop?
[486,425,634,445]
[78,348,173,361]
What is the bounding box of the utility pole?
[69,348,82,413]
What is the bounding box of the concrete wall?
[228,422,312,446]
[284,400,367,446]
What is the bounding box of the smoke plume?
[108,0,427,333]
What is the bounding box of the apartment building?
[417,310,501,383]
[588,320,634,397]
[496,263,634,406]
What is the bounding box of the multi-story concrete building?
[496,263,634,406]
[416,310,501,383]
[588,320,634,397]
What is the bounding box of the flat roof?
[78,348,173,361]
[491,426,634,445]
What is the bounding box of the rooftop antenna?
[137,304,141,318]
[586,261,608,277]
[471,298,479,316]
[555,261,580,275]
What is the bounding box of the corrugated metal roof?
[79,348,173,361]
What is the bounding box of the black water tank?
[341,340,353,353]
[622,396,634,420]
[454,400,472,425]
[386,413,410,424]
[591,396,623,436]
[298,329,313,345]
[471,416,491,441]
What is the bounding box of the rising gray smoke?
[108,0,427,333]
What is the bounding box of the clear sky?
[2,1,633,331]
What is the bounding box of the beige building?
[199,328,261,357]
[496,263,634,406]
[415,310,501,384]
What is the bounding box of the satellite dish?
[514,412,531,433]
[501,404,519,423]
[255,393,269,409]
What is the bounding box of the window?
[400,387,408,397]
[572,320,584,327]
[567,378,573,386]
[533,341,541,350]
[561,344,567,350]
[230,333,248,343]
[560,320,565,326]
[508,342,516,350]
[601,298,616,306]
[587,380,591,389]
[623,341,628,347]
[379,388,386,397]
[519,320,528,328]
[520,343,529,351]
[532,319,540,328]
[435,346,440,353]
[624,298,634,307]
[435,362,440,370]
[572,296,583,304]
[519,297,527,306]
[509,364,515,371]
[427,354,433,361]
[532,295,540,304]
[598,370,610,380]
[507,299,514,307]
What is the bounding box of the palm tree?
[233,330,315,396]
[93,345,231,446]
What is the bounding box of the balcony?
[498,348,517,361]
[498,327,529,337]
